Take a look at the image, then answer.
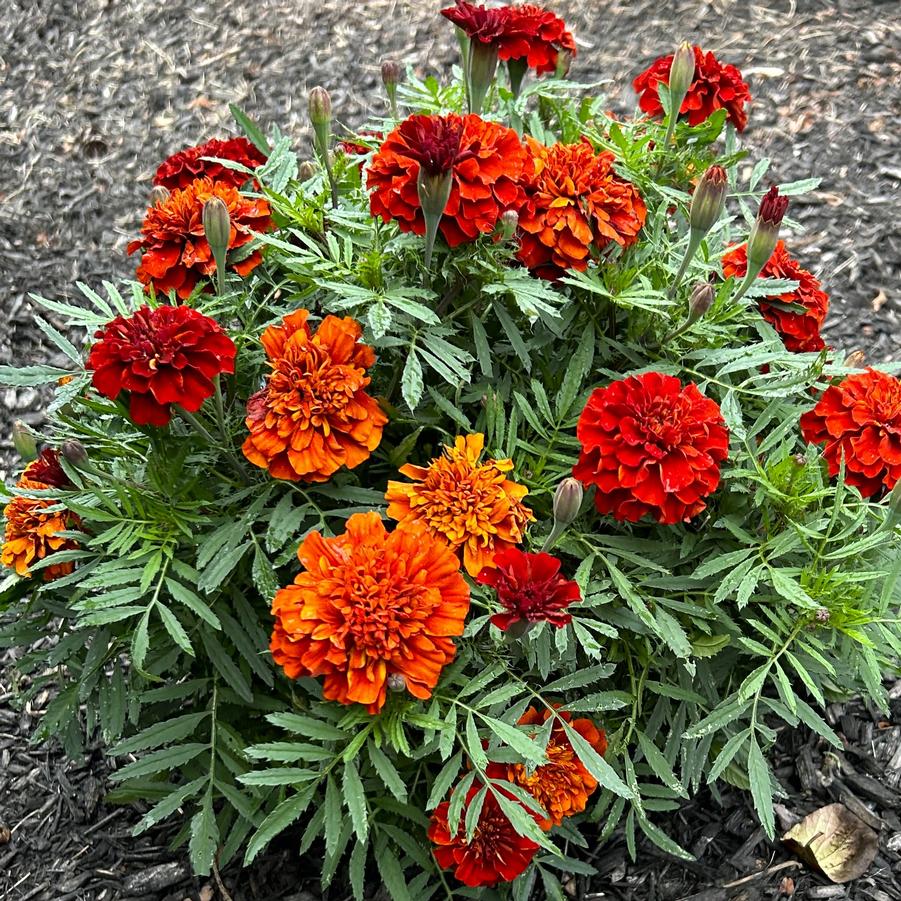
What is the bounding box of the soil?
[1,1,900,899]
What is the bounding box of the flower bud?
[417,167,454,269]
[689,165,727,236]
[687,282,715,325]
[298,160,316,181]
[61,439,89,470]
[381,59,402,117]
[846,350,866,369]
[12,421,38,462]
[500,209,519,242]
[815,607,831,623]
[668,41,696,114]
[386,673,406,692]
[308,86,332,128]
[149,185,170,207]
[747,185,788,271]
[466,40,498,115]
[553,477,583,528]
[203,196,231,261]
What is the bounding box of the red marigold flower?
[87,304,237,427]
[128,177,273,300]
[800,369,901,498]
[385,434,534,577]
[242,310,387,483]
[517,138,647,280]
[269,512,470,713]
[2,477,79,581]
[153,137,266,191]
[573,372,729,524]
[428,781,540,886]
[23,449,71,489]
[440,0,507,43]
[504,707,607,830]
[633,45,751,132]
[337,130,383,157]
[367,113,531,247]
[477,547,580,631]
[722,240,829,352]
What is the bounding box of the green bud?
[381,60,402,117]
[61,439,89,470]
[500,209,519,242]
[690,165,727,237]
[466,40,498,115]
[687,282,715,325]
[308,86,332,128]
[202,197,231,294]
[386,673,406,692]
[149,185,170,206]
[298,160,317,181]
[417,168,454,270]
[553,477,583,528]
[747,185,789,272]
[12,421,38,462]
[668,42,696,113]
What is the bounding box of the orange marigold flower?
[517,138,647,280]
[242,310,387,482]
[127,177,273,300]
[269,512,470,713]
[367,113,531,248]
[2,477,79,581]
[153,137,267,191]
[385,434,534,577]
[505,707,607,830]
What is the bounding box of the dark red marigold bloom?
[722,240,829,352]
[23,449,71,489]
[800,369,901,498]
[441,0,507,43]
[367,113,531,247]
[87,305,237,427]
[478,547,580,631]
[128,177,274,300]
[633,45,751,132]
[428,782,540,887]
[153,137,266,191]
[757,184,789,227]
[495,3,576,74]
[574,372,729,524]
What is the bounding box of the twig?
[721,859,802,889]
[213,851,236,901]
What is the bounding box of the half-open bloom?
[128,177,273,299]
[88,304,236,427]
[800,369,901,498]
[153,137,267,191]
[478,547,580,631]
[633,45,751,131]
[428,781,540,886]
[367,113,530,247]
[723,240,829,352]
[574,372,729,524]
[385,434,534,576]
[517,138,646,279]
[269,512,469,713]
[505,707,607,829]
[242,310,387,482]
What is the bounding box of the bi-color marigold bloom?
[505,707,607,830]
[574,372,729,524]
[1,476,79,581]
[367,113,530,247]
[800,369,901,498]
[517,138,646,280]
[242,310,387,483]
[722,240,829,353]
[633,45,751,132]
[128,177,273,299]
[428,781,540,886]
[269,512,469,713]
[385,434,534,577]
[88,304,236,427]
[153,137,266,191]
[478,547,580,631]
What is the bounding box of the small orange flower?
[270,512,470,713]
[242,310,387,482]
[506,707,607,830]
[2,478,79,581]
[385,434,533,577]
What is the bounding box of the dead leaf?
[783,803,878,883]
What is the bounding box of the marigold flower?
[385,434,534,577]
[269,512,469,713]
[722,240,829,352]
[574,372,729,524]
[87,304,237,427]
[633,45,751,132]
[428,781,540,886]
[367,113,531,248]
[128,177,273,299]
[517,138,646,280]
[505,707,607,830]
[153,137,266,191]
[242,310,387,483]
[800,369,901,498]
[23,448,71,489]
[478,547,580,632]
[2,476,79,581]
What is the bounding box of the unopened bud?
[668,42,696,114]
[793,454,807,467]
[466,40,499,115]
[149,185,170,206]
[298,160,316,181]
[12,421,38,462]
[500,209,519,242]
[553,477,583,528]
[381,59,402,90]
[61,439,89,470]
[386,673,406,692]
[687,282,715,324]
[748,185,789,271]
[308,86,332,128]
[418,168,454,269]
[815,607,831,623]
[690,165,727,236]
[202,197,231,261]
[846,350,865,369]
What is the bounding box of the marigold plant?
[2,4,899,899]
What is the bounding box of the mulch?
[1,0,900,898]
